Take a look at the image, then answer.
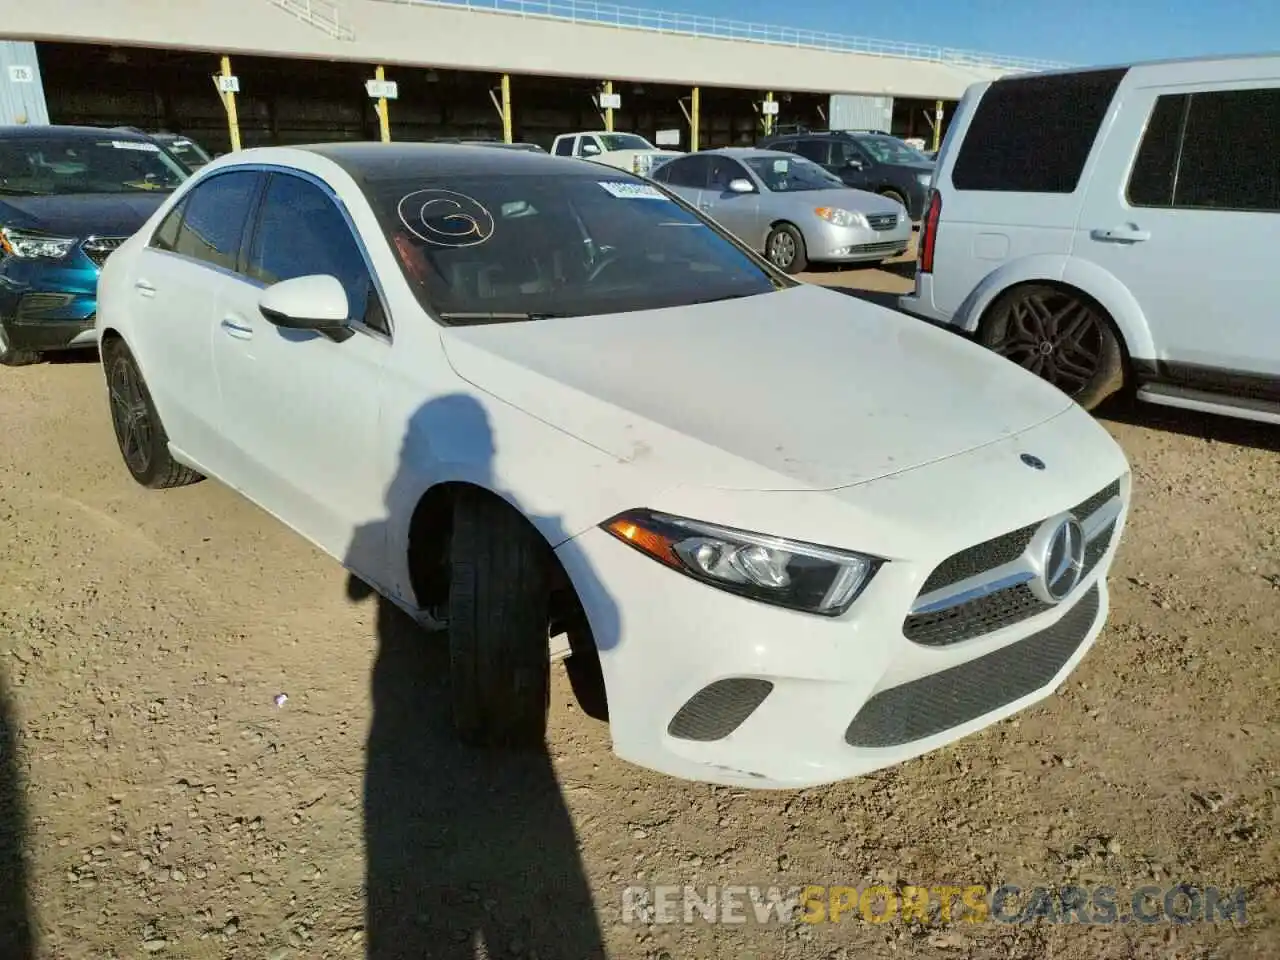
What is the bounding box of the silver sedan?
[651,148,911,274]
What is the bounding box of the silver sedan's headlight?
[602,509,881,616]
[814,206,869,229]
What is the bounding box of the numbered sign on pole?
[8,65,35,84]
[366,79,398,100]
[217,75,240,94]
[762,100,780,116]
[599,92,621,110]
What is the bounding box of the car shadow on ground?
[1098,393,1280,452]
[815,282,903,312]
[345,394,611,960]
[0,669,35,959]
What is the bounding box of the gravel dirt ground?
[1,254,1277,960]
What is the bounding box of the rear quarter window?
[951,68,1128,194]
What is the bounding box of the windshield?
[856,135,932,165]
[0,136,189,196]
[744,156,844,193]
[161,137,212,169]
[598,133,654,152]
[368,174,785,321]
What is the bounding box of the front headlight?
[814,207,868,229]
[602,509,881,616]
[0,227,77,260]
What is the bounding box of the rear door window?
[951,68,1128,193]
[661,155,712,189]
[793,139,831,164]
[1127,86,1280,212]
[553,137,575,157]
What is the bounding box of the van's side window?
[1129,88,1280,213]
[1178,88,1280,212]
[1127,94,1188,207]
[951,68,1127,194]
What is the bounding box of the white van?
[900,55,1279,423]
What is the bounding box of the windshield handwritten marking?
[396,189,495,248]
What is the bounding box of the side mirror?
[727,178,755,194]
[258,274,354,343]
[580,142,602,156]
[846,158,865,170]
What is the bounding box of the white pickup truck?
[550,131,683,177]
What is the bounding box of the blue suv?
[0,125,189,366]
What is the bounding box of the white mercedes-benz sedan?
[94,143,1131,789]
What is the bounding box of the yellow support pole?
[375,65,391,143]
[690,85,700,152]
[219,55,241,153]
[501,73,513,144]
[603,79,614,133]
[932,99,944,151]
[764,90,775,137]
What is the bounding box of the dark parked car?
[0,124,189,365]
[759,130,935,220]
[112,127,216,171]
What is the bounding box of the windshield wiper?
[437,311,560,325]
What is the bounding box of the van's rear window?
[951,68,1128,194]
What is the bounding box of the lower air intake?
[667,678,774,742]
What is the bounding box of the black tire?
[979,283,1125,411]
[765,223,808,274]
[878,188,909,212]
[102,338,203,489]
[448,488,551,748]
[0,326,40,367]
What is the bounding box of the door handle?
[134,279,156,298]
[220,315,254,340]
[1091,225,1151,243]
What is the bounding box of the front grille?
[16,292,75,319]
[667,678,773,742]
[906,478,1121,647]
[846,585,1100,748]
[866,213,899,232]
[82,236,126,268]
[851,240,907,254]
[919,479,1122,596]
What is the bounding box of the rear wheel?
[0,326,40,367]
[765,223,808,274]
[878,188,908,211]
[979,283,1125,410]
[447,488,551,748]
[102,339,203,488]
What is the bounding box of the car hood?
[439,284,1075,492]
[0,192,170,238]
[785,187,906,216]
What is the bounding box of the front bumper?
[810,219,912,264]
[0,252,103,352]
[555,409,1130,789]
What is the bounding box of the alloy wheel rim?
[109,357,153,475]
[770,233,796,268]
[995,291,1104,397]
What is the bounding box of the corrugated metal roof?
[0,41,50,126]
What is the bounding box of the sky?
[667,0,1277,65]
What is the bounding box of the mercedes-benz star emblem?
[1020,453,1047,470]
[1042,517,1086,602]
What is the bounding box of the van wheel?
[766,223,808,274]
[980,284,1125,410]
[447,488,551,748]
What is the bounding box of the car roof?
[1023,49,1280,79]
[698,147,804,159]
[0,124,155,142]
[289,141,630,183]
